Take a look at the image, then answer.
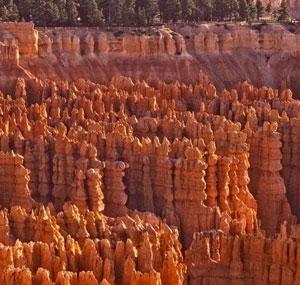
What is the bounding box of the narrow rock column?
[104,161,128,217]
[256,122,296,235]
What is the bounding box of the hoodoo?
[1,19,300,285]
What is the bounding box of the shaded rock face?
[2,22,300,285]
[3,22,300,95]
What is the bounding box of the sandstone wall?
[35,24,300,56]
[2,22,300,94]
[0,22,38,56]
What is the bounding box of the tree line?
[0,0,291,27]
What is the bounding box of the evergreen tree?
[122,0,136,25]
[247,0,256,20]
[42,1,60,26]
[137,7,147,25]
[34,1,60,26]
[277,0,289,21]
[66,0,79,25]
[181,0,196,21]
[15,0,33,21]
[30,0,41,23]
[228,0,239,20]
[256,0,264,20]
[195,0,212,21]
[143,0,158,24]
[109,0,123,25]
[55,0,68,25]
[158,0,166,22]
[0,0,8,21]
[213,0,230,21]
[266,0,272,14]
[79,0,104,26]
[0,0,292,27]
[238,0,250,20]
[1,6,10,21]
[96,0,110,22]
[163,0,182,23]
[2,0,20,21]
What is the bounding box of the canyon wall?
[2,22,300,95]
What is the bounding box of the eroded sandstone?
[2,22,300,95]
[1,22,300,284]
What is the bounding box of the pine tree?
[40,1,60,26]
[266,0,272,14]
[109,0,123,25]
[96,0,110,22]
[79,0,104,26]
[3,0,20,21]
[256,0,264,20]
[31,0,58,26]
[213,0,229,21]
[195,0,212,21]
[142,0,158,24]
[55,0,68,25]
[228,0,239,20]
[158,0,166,22]
[0,0,8,21]
[181,0,196,22]
[277,0,289,21]
[66,0,79,25]
[247,0,256,20]
[30,0,41,23]
[0,0,291,26]
[238,0,250,21]
[163,0,182,23]
[136,7,147,25]
[122,0,136,25]
[15,0,33,21]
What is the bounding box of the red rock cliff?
[2,22,300,95]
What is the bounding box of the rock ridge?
[2,23,300,94]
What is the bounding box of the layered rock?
[0,205,186,285]
[1,70,300,284]
[252,122,296,235]
[186,225,300,285]
[3,23,300,94]
[0,152,33,211]
[104,161,128,217]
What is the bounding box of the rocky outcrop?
[186,224,300,285]
[2,64,300,284]
[0,22,38,56]
[103,161,128,217]
[3,23,300,94]
[0,205,186,285]
[0,152,33,211]
[253,122,296,235]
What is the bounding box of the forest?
[0,0,290,26]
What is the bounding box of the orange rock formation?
[2,22,300,94]
[1,22,300,285]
